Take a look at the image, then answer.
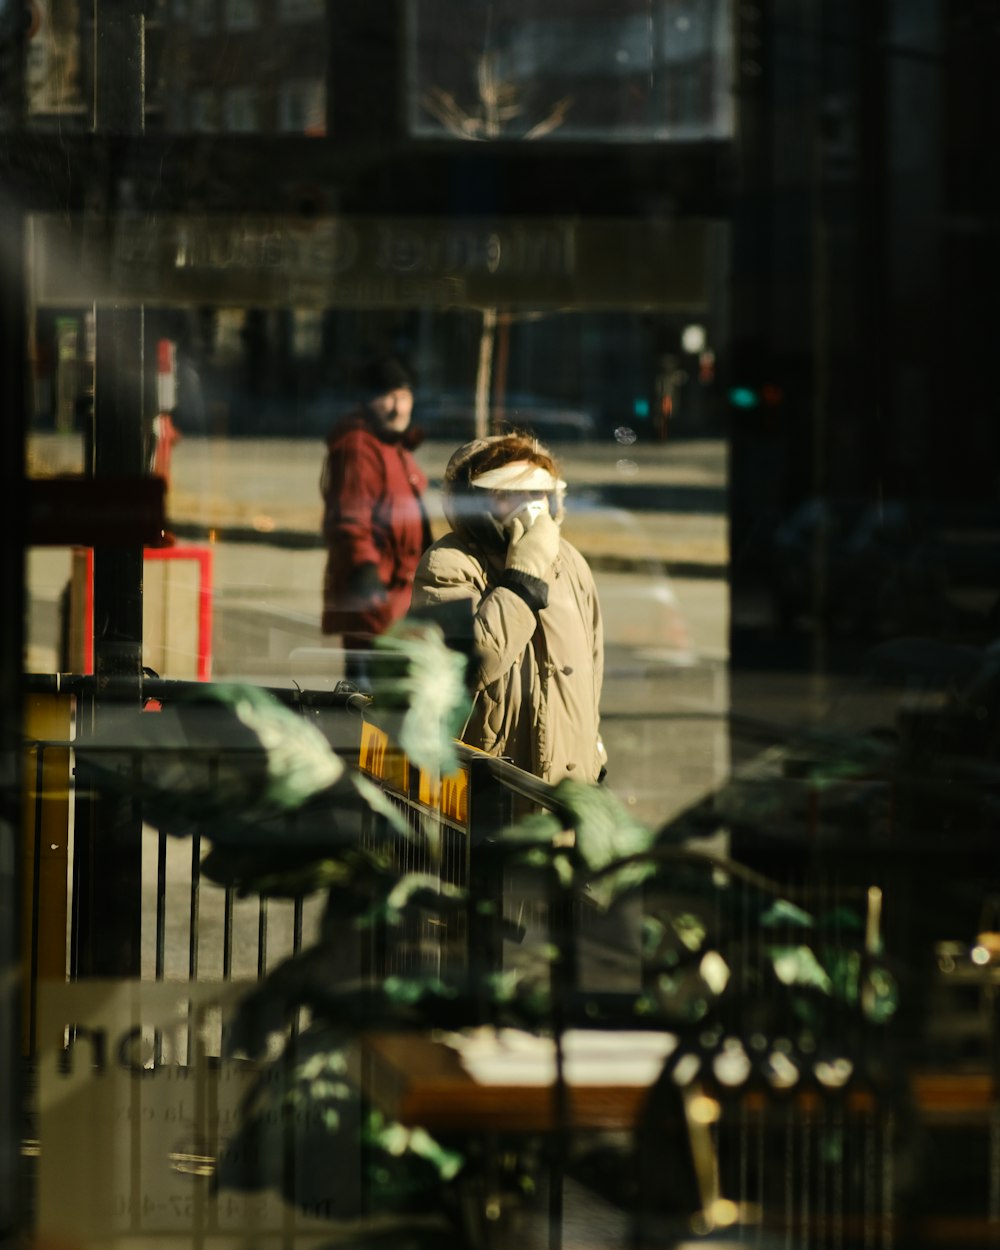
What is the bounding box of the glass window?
[407,0,733,141]
[25,0,87,124]
[276,0,323,24]
[11,5,1000,1250]
[222,85,257,131]
[189,87,217,131]
[191,0,215,34]
[223,0,257,31]
[277,78,326,134]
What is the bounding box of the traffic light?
[727,385,759,409]
[727,382,785,410]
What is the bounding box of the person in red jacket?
[320,356,431,686]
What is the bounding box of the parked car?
[414,389,597,443]
[220,385,598,442]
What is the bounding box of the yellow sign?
[358,721,469,825]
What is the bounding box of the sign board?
[29,476,166,547]
[36,981,348,1248]
[29,214,722,311]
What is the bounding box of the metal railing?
[23,675,372,1053]
[21,674,920,1249]
[22,673,565,1053]
[355,718,573,984]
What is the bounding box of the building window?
[276,0,323,23]
[191,0,215,34]
[223,0,257,31]
[408,0,734,142]
[223,86,258,132]
[164,94,186,130]
[190,88,216,131]
[292,310,323,357]
[277,79,326,135]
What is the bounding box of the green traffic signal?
[727,385,760,409]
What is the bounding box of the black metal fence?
[23,676,371,1050]
[22,673,565,1055]
[20,674,929,1248]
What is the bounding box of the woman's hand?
[505,509,560,581]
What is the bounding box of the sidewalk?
[166,437,729,577]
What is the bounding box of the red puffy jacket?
[320,410,431,639]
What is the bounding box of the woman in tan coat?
[411,433,607,784]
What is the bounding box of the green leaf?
[699,951,730,995]
[218,682,344,807]
[209,853,351,898]
[861,965,899,1022]
[505,811,565,849]
[360,873,468,928]
[365,1120,464,1182]
[552,852,575,890]
[552,779,654,871]
[351,770,415,839]
[641,917,667,957]
[768,945,834,993]
[671,913,707,952]
[760,899,814,929]
[816,907,865,933]
[201,842,391,903]
[552,779,656,909]
[823,948,862,1006]
[372,622,472,775]
[382,975,460,1007]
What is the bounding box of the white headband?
[469,460,566,492]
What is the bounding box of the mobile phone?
[505,498,549,531]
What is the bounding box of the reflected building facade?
[4,0,1000,1243]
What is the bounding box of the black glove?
[348,562,388,609]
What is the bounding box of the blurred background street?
[27,432,730,832]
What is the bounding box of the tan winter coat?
[411,518,606,784]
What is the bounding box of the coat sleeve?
[589,565,608,768]
[412,542,539,687]
[565,545,607,772]
[321,431,384,569]
[591,573,605,705]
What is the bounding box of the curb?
[171,521,728,579]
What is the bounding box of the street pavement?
[27,430,727,573]
[165,434,728,575]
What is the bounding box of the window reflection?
[25,0,85,122]
[24,0,327,132]
[25,280,729,832]
[10,3,1000,1246]
[408,0,733,141]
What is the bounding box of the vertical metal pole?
[465,758,510,1018]
[808,0,831,689]
[92,0,148,687]
[74,0,149,978]
[28,754,45,1058]
[93,306,147,681]
[858,0,890,487]
[0,190,27,1243]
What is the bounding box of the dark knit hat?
[357,355,413,396]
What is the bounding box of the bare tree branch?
[420,50,572,142]
[524,96,574,140]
